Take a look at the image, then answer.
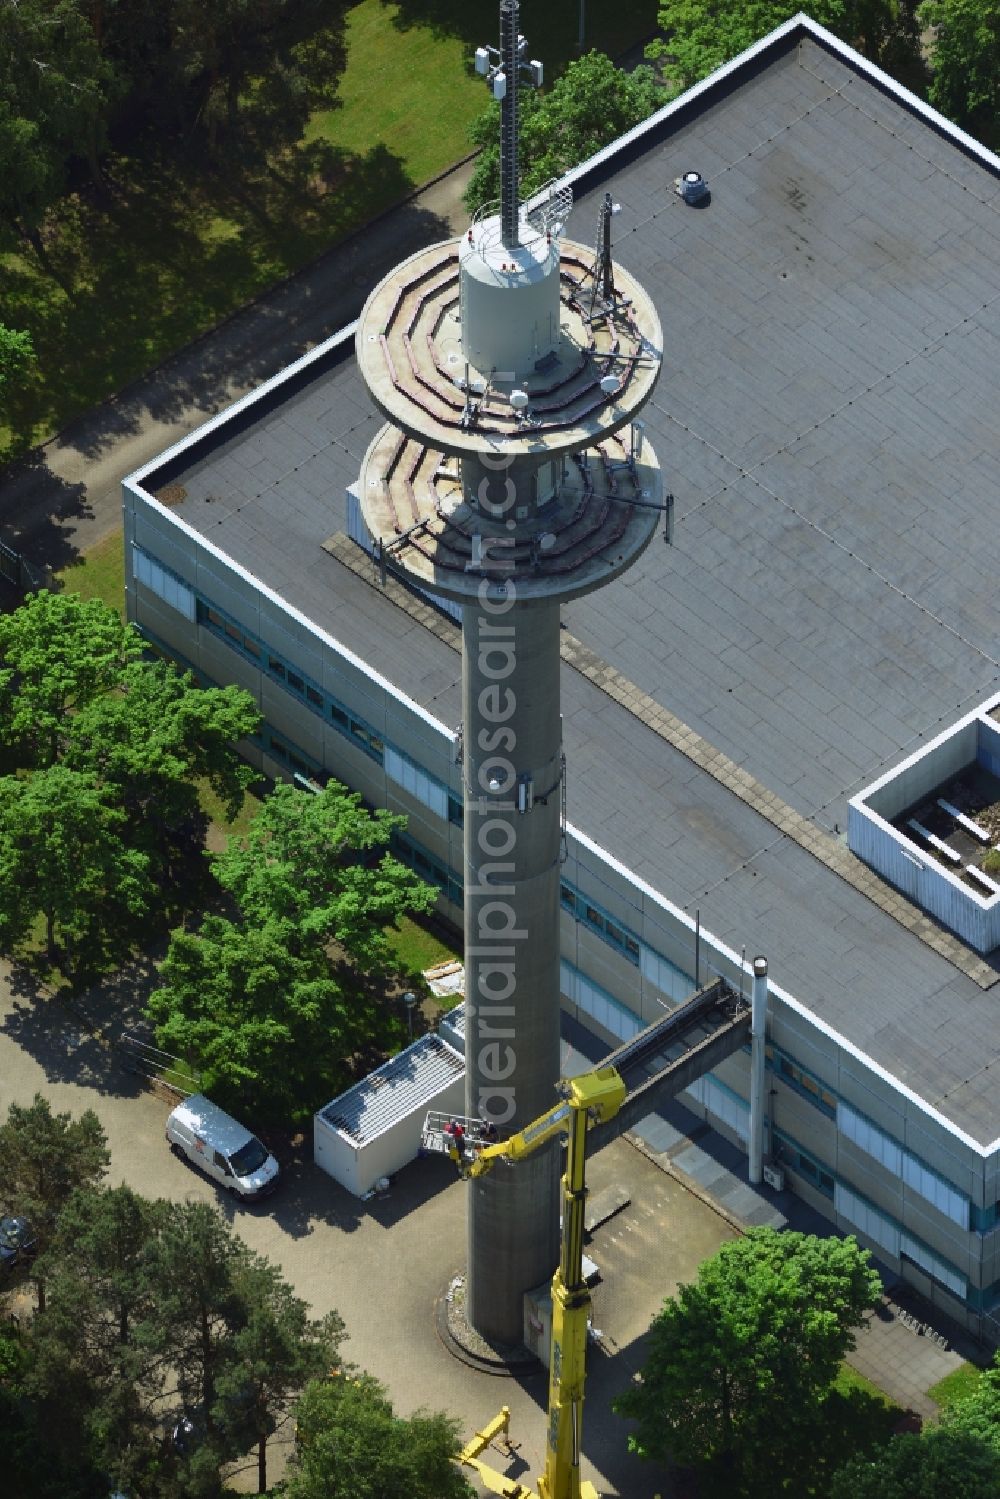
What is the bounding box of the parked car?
[0,1215,36,1271]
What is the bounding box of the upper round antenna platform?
[355,236,663,461]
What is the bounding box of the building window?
[133,547,197,622]
[640,941,694,1002]
[391,831,462,909]
[567,890,642,967]
[773,1129,835,1199]
[900,1232,967,1301]
[267,732,320,775]
[972,1202,1000,1233]
[384,745,449,819]
[776,1054,837,1117]
[838,1101,969,1229]
[560,959,642,1043]
[685,1073,749,1143]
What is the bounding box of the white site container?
[437,1001,465,1053]
[314,1035,465,1197]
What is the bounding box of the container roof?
[318,1035,464,1146]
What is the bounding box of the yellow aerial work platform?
[424,1066,627,1499]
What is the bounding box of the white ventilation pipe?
[748,955,768,1185]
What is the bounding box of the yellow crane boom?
[430,1065,627,1499]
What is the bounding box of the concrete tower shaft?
[463,596,563,1336]
[354,3,664,1346]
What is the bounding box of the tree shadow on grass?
[382,0,661,76]
[0,450,91,581]
[1,139,418,471]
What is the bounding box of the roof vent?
[676,170,709,206]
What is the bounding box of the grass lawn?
[199,779,267,846]
[834,1364,897,1405]
[54,532,126,613]
[928,1361,986,1409]
[305,1,484,189]
[0,0,659,463]
[384,913,462,977]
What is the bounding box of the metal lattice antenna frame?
[589,192,618,318]
[475,0,542,252]
[500,0,520,249]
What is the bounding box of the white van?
[165,1094,280,1201]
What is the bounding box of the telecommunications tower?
[356,0,664,1345]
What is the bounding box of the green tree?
[285,1372,474,1499]
[213,780,435,973]
[0,1094,109,1309]
[829,1423,1000,1498]
[29,1188,343,1497]
[0,0,117,265]
[0,324,36,402]
[918,0,1000,141]
[149,782,437,1120]
[466,52,664,215]
[615,1227,881,1494]
[28,1186,171,1494]
[0,1322,97,1498]
[140,1200,345,1497]
[142,1202,243,1447]
[220,1253,345,1493]
[149,914,367,1121]
[0,590,143,768]
[650,0,910,91]
[943,1354,1000,1452]
[67,657,258,822]
[66,656,259,899]
[0,591,258,948]
[0,765,152,971]
[163,0,343,165]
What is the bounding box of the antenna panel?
[525,180,574,237]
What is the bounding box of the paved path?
[0,160,475,581]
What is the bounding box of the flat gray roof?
[147,25,1000,1142]
[318,1034,464,1145]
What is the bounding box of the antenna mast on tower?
[475,0,543,250]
